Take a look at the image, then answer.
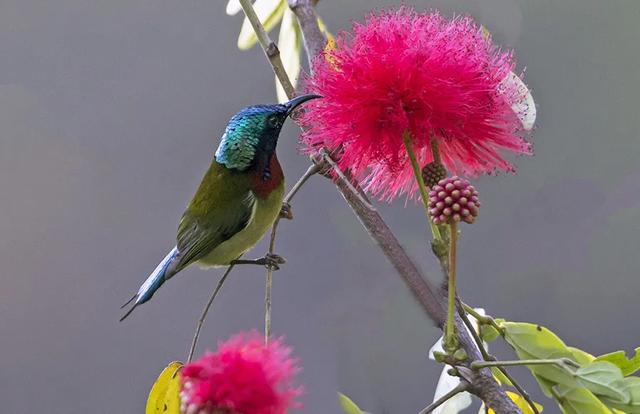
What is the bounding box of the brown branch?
[334,176,519,412]
[286,3,522,413]
[418,382,470,414]
[237,1,521,412]
[239,0,295,98]
[288,0,327,62]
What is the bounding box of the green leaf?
[502,322,571,359]
[576,361,629,403]
[479,318,505,343]
[501,322,579,389]
[276,7,301,102]
[600,377,640,413]
[553,386,614,414]
[146,362,183,414]
[237,0,286,50]
[338,393,364,414]
[533,373,559,398]
[569,347,596,366]
[596,348,640,376]
[480,324,501,343]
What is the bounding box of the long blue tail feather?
[119,247,178,321]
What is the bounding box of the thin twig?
[264,221,279,343]
[264,267,273,342]
[239,0,295,97]
[418,382,470,414]
[285,163,324,204]
[457,304,491,360]
[187,264,235,362]
[497,369,540,414]
[457,305,540,414]
[264,163,324,342]
[470,358,580,370]
[288,0,327,60]
[462,303,504,335]
[319,148,376,211]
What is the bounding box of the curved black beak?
[285,94,322,116]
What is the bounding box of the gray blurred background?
[1,1,639,413]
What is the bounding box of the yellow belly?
[196,183,285,267]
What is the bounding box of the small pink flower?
[180,331,302,414]
[300,8,533,201]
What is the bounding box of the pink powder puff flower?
[299,8,534,201]
[180,331,302,414]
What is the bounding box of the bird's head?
[215,94,321,171]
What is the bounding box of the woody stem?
[238,0,295,97]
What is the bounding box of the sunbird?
[120,94,321,321]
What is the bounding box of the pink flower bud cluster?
[428,177,480,224]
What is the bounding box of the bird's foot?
[279,202,293,220]
[231,253,286,270]
[257,253,286,270]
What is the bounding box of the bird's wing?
[173,161,256,271]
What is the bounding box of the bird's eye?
[268,116,280,128]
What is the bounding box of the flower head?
[299,8,534,201]
[180,331,302,414]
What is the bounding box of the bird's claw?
[231,254,286,270]
[279,202,293,220]
[258,253,286,270]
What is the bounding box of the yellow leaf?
[276,7,301,102]
[488,391,543,414]
[338,392,364,414]
[237,0,286,50]
[146,361,183,414]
